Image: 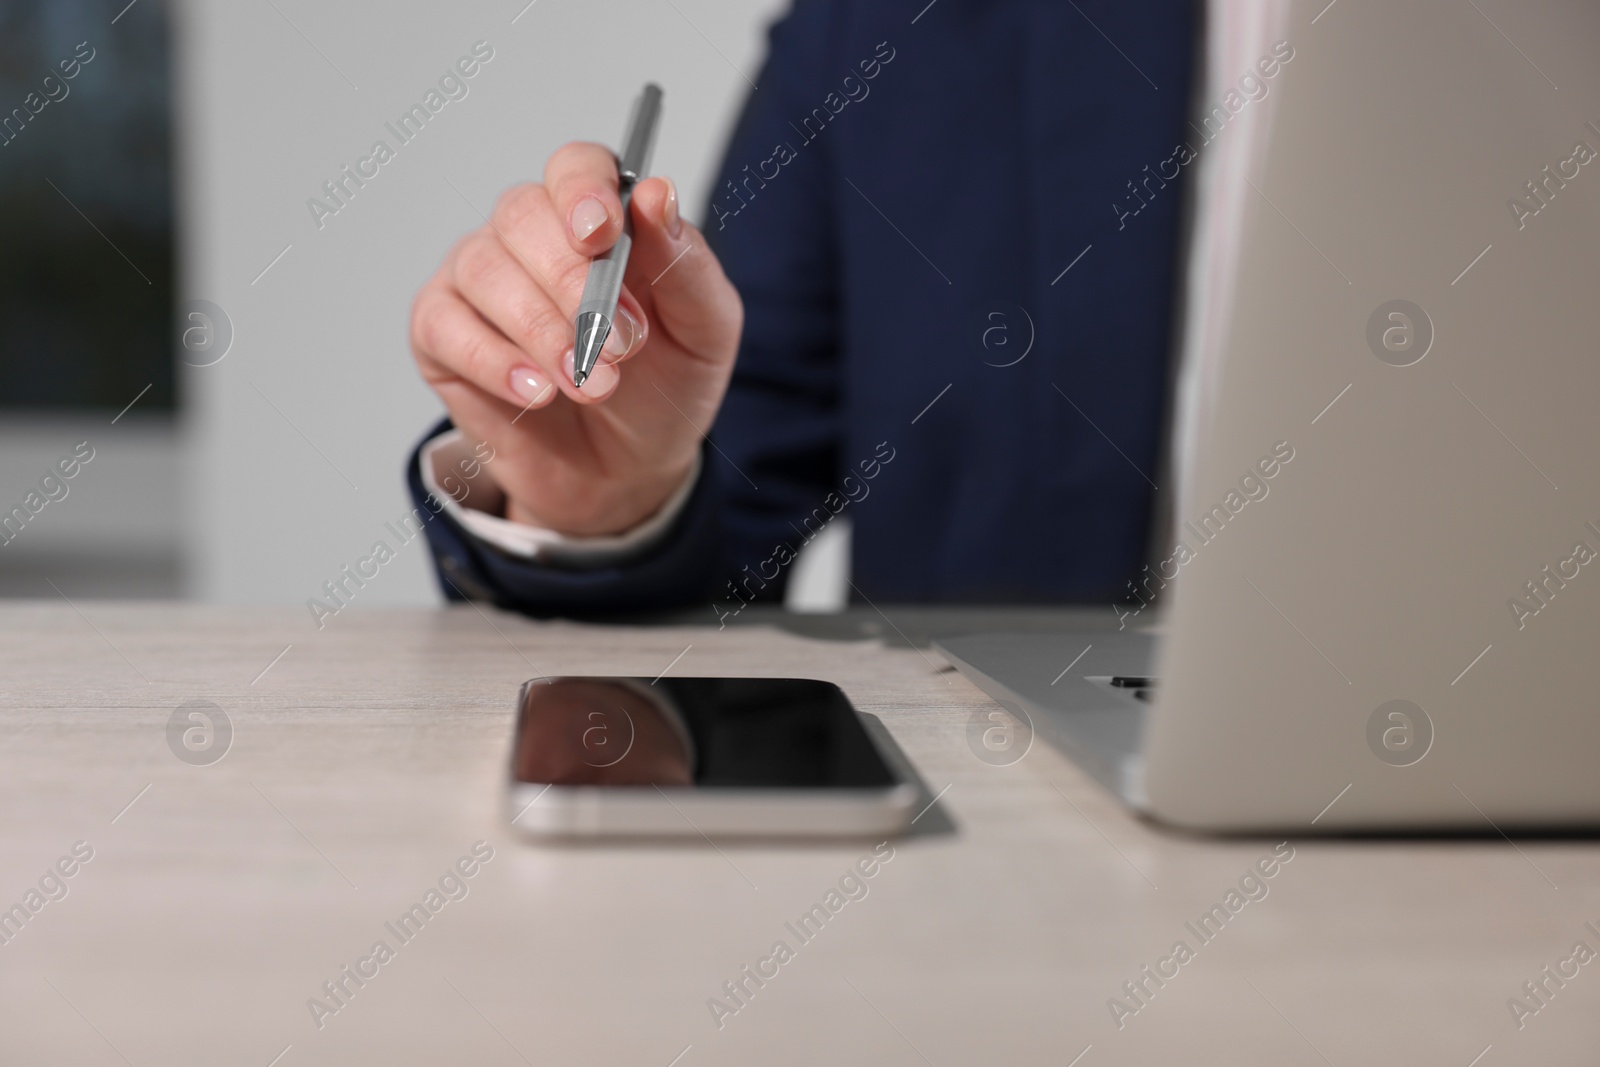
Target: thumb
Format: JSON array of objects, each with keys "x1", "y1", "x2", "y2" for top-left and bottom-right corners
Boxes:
[{"x1": 625, "y1": 177, "x2": 742, "y2": 362}]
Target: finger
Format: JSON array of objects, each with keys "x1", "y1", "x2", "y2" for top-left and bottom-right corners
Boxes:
[
  {"x1": 412, "y1": 284, "x2": 559, "y2": 413},
  {"x1": 543, "y1": 141, "x2": 625, "y2": 253},
  {"x1": 564, "y1": 343, "x2": 622, "y2": 401},
  {"x1": 430, "y1": 372, "x2": 555, "y2": 453},
  {"x1": 450, "y1": 230, "x2": 615, "y2": 405},
  {"x1": 475, "y1": 198, "x2": 649, "y2": 389},
  {"x1": 484, "y1": 183, "x2": 584, "y2": 299},
  {"x1": 488, "y1": 181, "x2": 650, "y2": 360},
  {"x1": 625, "y1": 176, "x2": 742, "y2": 361},
  {"x1": 429, "y1": 376, "x2": 521, "y2": 459},
  {"x1": 426, "y1": 376, "x2": 552, "y2": 509},
  {"x1": 600, "y1": 286, "x2": 650, "y2": 365}
]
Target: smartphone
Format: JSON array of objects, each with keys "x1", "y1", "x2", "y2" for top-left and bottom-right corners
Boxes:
[{"x1": 506, "y1": 677, "x2": 919, "y2": 839}]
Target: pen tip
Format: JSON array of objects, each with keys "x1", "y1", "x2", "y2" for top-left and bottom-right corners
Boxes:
[{"x1": 573, "y1": 311, "x2": 610, "y2": 390}]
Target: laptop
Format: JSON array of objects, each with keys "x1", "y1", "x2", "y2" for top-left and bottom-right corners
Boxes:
[{"x1": 938, "y1": 0, "x2": 1600, "y2": 831}]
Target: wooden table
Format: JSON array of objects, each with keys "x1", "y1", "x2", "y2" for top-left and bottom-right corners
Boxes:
[{"x1": 2, "y1": 603, "x2": 1596, "y2": 1065}]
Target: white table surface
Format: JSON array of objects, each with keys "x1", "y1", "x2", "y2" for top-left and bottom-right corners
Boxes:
[{"x1": 2, "y1": 602, "x2": 1596, "y2": 1066}]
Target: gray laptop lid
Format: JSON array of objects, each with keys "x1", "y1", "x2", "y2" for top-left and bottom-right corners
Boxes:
[{"x1": 1143, "y1": 0, "x2": 1600, "y2": 829}]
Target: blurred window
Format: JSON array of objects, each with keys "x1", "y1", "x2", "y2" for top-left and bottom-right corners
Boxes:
[{"x1": 0, "y1": 0, "x2": 173, "y2": 413}]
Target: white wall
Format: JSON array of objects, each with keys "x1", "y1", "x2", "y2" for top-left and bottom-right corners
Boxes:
[
  {"x1": 0, "y1": 414, "x2": 183, "y2": 597},
  {"x1": 181, "y1": 0, "x2": 790, "y2": 605}
]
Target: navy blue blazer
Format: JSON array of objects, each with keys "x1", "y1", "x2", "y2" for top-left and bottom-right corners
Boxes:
[{"x1": 407, "y1": 0, "x2": 1196, "y2": 618}]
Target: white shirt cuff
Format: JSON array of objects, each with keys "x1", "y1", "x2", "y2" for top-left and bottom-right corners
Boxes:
[{"x1": 419, "y1": 429, "x2": 701, "y2": 566}]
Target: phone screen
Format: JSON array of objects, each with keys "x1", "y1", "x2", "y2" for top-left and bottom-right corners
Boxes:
[{"x1": 511, "y1": 677, "x2": 898, "y2": 789}]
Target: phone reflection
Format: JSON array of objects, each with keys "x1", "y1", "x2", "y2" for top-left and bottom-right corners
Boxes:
[{"x1": 513, "y1": 679, "x2": 692, "y2": 786}]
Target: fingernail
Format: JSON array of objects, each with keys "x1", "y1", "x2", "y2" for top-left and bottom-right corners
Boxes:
[
  {"x1": 509, "y1": 365, "x2": 554, "y2": 406},
  {"x1": 662, "y1": 178, "x2": 682, "y2": 239},
  {"x1": 602, "y1": 306, "x2": 642, "y2": 360},
  {"x1": 570, "y1": 196, "x2": 609, "y2": 242},
  {"x1": 565, "y1": 346, "x2": 620, "y2": 396}
]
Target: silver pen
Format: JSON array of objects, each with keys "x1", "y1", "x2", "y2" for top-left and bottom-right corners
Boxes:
[{"x1": 573, "y1": 83, "x2": 664, "y2": 387}]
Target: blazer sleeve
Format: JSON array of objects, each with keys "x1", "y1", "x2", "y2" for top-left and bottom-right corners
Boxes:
[
  {"x1": 405, "y1": 0, "x2": 847, "y2": 620},
  {"x1": 406, "y1": 416, "x2": 727, "y2": 617}
]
